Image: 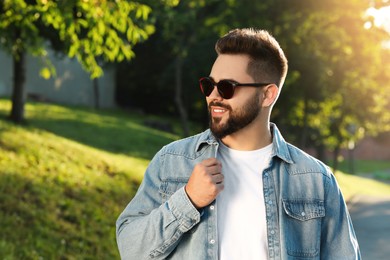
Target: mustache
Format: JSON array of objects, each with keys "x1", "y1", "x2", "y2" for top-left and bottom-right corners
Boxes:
[{"x1": 208, "y1": 101, "x2": 232, "y2": 111}]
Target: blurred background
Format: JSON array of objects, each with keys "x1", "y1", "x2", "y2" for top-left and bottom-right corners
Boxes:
[{"x1": 0, "y1": 0, "x2": 389, "y2": 259}]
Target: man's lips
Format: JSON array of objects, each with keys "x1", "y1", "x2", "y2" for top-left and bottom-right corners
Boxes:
[
  {"x1": 210, "y1": 106, "x2": 229, "y2": 117},
  {"x1": 209, "y1": 102, "x2": 231, "y2": 117},
  {"x1": 211, "y1": 106, "x2": 227, "y2": 114}
]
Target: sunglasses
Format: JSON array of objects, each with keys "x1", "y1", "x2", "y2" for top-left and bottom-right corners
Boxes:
[{"x1": 199, "y1": 77, "x2": 272, "y2": 99}]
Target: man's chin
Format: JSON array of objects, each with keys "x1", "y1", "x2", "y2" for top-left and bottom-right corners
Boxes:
[
  {"x1": 210, "y1": 120, "x2": 225, "y2": 131},
  {"x1": 211, "y1": 116, "x2": 223, "y2": 124},
  {"x1": 210, "y1": 124, "x2": 230, "y2": 139}
]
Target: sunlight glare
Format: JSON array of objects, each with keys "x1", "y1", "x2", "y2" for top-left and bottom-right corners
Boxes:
[
  {"x1": 366, "y1": 5, "x2": 390, "y2": 48},
  {"x1": 366, "y1": 6, "x2": 390, "y2": 31},
  {"x1": 364, "y1": 21, "x2": 373, "y2": 29}
]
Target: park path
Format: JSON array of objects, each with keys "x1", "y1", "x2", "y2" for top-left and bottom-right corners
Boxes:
[{"x1": 348, "y1": 195, "x2": 390, "y2": 260}]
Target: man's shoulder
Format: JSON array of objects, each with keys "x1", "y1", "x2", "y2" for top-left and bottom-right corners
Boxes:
[
  {"x1": 283, "y1": 142, "x2": 332, "y2": 178},
  {"x1": 159, "y1": 129, "x2": 214, "y2": 158}
]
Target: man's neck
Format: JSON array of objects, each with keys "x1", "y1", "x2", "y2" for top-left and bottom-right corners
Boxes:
[{"x1": 220, "y1": 122, "x2": 272, "y2": 151}]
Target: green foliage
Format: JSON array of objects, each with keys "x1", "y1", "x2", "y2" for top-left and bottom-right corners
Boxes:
[
  {"x1": 276, "y1": 0, "x2": 390, "y2": 156},
  {"x1": 240, "y1": 0, "x2": 390, "y2": 154},
  {"x1": 116, "y1": 0, "x2": 390, "y2": 155},
  {"x1": 0, "y1": 0, "x2": 44, "y2": 56},
  {"x1": 2, "y1": 0, "x2": 388, "y2": 156},
  {"x1": 0, "y1": 99, "x2": 180, "y2": 259},
  {"x1": 0, "y1": 0, "x2": 157, "y2": 78},
  {"x1": 115, "y1": 0, "x2": 234, "y2": 120},
  {"x1": 58, "y1": 0, "x2": 155, "y2": 78}
]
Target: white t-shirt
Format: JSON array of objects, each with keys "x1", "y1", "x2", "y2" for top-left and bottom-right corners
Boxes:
[{"x1": 216, "y1": 141, "x2": 272, "y2": 260}]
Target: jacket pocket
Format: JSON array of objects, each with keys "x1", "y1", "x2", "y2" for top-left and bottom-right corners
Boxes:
[
  {"x1": 159, "y1": 178, "x2": 188, "y2": 203},
  {"x1": 282, "y1": 199, "x2": 325, "y2": 258}
]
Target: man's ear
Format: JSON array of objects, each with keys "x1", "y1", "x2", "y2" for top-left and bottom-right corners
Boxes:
[{"x1": 261, "y1": 84, "x2": 279, "y2": 107}]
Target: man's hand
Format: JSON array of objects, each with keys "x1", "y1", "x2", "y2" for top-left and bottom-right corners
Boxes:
[{"x1": 185, "y1": 158, "x2": 224, "y2": 209}]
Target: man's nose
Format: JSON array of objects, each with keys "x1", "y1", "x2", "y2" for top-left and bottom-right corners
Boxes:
[{"x1": 207, "y1": 85, "x2": 223, "y2": 100}]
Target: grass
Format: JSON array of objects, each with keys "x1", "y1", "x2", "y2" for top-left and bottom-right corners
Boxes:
[
  {"x1": 0, "y1": 99, "x2": 180, "y2": 259},
  {"x1": 337, "y1": 159, "x2": 390, "y2": 181},
  {"x1": 336, "y1": 171, "x2": 390, "y2": 201},
  {"x1": 0, "y1": 98, "x2": 389, "y2": 259},
  {"x1": 334, "y1": 159, "x2": 390, "y2": 200},
  {"x1": 338, "y1": 160, "x2": 390, "y2": 173}
]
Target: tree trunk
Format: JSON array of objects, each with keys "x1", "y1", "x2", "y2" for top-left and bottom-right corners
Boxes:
[
  {"x1": 299, "y1": 95, "x2": 309, "y2": 149},
  {"x1": 348, "y1": 146, "x2": 355, "y2": 175},
  {"x1": 10, "y1": 50, "x2": 27, "y2": 123},
  {"x1": 332, "y1": 144, "x2": 341, "y2": 174},
  {"x1": 315, "y1": 142, "x2": 326, "y2": 163},
  {"x1": 174, "y1": 56, "x2": 190, "y2": 136},
  {"x1": 93, "y1": 78, "x2": 100, "y2": 109}
]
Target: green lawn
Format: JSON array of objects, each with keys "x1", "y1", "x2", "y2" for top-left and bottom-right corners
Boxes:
[
  {"x1": 333, "y1": 158, "x2": 390, "y2": 200},
  {"x1": 336, "y1": 170, "x2": 390, "y2": 201},
  {"x1": 0, "y1": 99, "x2": 179, "y2": 259},
  {"x1": 0, "y1": 99, "x2": 389, "y2": 259},
  {"x1": 337, "y1": 159, "x2": 390, "y2": 181}
]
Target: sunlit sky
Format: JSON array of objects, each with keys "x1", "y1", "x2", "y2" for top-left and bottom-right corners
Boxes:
[
  {"x1": 366, "y1": 6, "x2": 390, "y2": 31},
  {"x1": 365, "y1": 5, "x2": 390, "y2": 48}
]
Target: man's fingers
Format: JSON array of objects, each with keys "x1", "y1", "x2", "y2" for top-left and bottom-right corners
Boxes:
[
  {"x1": 201, "y1": 157, "x2": 221, "y2": 167},
  {"x1": 213, "y1": 173, "x2": 224, "y2": 184},
  {"x1": 216, "y1": 182, "x2": 224, "y2": 190},
  {"x1": 208, "y1": 164, "x2": 222, "y2": 175},
  {"x1": 186, "y1": 159, "x2": 224, "y2": 209}
]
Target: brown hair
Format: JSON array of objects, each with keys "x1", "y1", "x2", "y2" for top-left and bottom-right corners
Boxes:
[{"x1": 215, "y1": 28, "x2": 288, "y2": 88}]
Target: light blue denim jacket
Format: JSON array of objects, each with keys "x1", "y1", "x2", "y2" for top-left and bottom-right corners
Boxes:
[{"x1": 116, "y1": 124, "x2": 360, "y2": 259}]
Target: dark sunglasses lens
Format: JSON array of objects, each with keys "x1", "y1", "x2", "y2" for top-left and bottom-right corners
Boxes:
[
  {"x1": 200, "y1": 78, "x2": 214, "y2": 96},
  {"x1": 218, "y1": 80, "x2": 234, "y2": 99}
]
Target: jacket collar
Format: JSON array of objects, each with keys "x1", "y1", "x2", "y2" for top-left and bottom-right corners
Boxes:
[
  {"x1": 195, "y1": 129, "x2": 218, "y2": 152},
  {"x1": 270, "y1": 123, "x2": 294, "y2": 164},
  {"x1": 195, "y1": 123, "x2": 294, "y2": 164}
]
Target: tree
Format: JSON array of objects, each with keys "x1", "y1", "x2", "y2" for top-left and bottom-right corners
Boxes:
[
  {"x1": 152, "y1": 0, "x2": 236, "y2": 136},
  {"x1": 114, "y1": 0, "x2": 389, "y2": 159},
  {"x1": 115, "y1": 0, "x2": 235, "y2": 136},
  {"x1": 269, "y1": 0, "x2": 390, "y2": 169},
  {"x1": 0, "y1": 0, "x2": 157, "y2": 123}
]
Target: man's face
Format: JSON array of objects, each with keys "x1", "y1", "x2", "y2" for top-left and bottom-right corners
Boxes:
[{"x1": 207, "y1": 54, "x2": 262, "y2": 139}]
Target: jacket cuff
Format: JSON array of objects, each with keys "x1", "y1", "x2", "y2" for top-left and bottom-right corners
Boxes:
[{"x1": 167, "y1": 187, "x2": 201, "y2": 233}]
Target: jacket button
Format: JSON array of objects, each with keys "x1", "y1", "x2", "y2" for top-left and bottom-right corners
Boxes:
[
  {"x1": 210, "y1": 239, "x2": 215, "y2": 244},
  {"x1": 301, "y1": 212, "x2": 306, "y2": 217}
]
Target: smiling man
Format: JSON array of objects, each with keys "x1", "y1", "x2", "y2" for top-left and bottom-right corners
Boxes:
[{"x1": 116, "y1": 28, "x2": 361, "y2": 260}]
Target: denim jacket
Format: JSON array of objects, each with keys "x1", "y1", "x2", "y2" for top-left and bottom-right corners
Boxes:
[{"x1": 116, "y1": 123, "x2": 361, "y2": 260}]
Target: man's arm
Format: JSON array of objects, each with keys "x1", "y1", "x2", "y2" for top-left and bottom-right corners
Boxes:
[
  {"x1": 116, "y1": 151, "x2": 223, "y2": 259},
  {"x1": 116, "y1": 151, "x2": 201, "y2": 259},
  {"x1": 321, "y1": 172, "x2": 361, "y2": 259}
]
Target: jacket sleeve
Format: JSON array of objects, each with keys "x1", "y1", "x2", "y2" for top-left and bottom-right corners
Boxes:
[
  {"x1": 116, "y1": 149, "x2": 201, "y2": 259},
  {"x1": 321, "y1": 171, "x2": 361, "y2": 259}
]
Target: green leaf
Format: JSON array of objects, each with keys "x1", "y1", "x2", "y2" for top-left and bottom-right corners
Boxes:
[{"x1": 39, "y1": 67, "x2": 52, "y2": 79}]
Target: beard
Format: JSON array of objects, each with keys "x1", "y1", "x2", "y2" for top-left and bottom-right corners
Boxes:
[{"x1": 208, "y1": 93, "x2": 261, "y2": 139}]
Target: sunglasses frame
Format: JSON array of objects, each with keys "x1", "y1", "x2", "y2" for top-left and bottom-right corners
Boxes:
[{"x1": 199, "y1": 76, "x2": 272, "y2": 99}]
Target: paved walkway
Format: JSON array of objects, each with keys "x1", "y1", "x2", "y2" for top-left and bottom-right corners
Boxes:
[{"x1": 349, "y1": 195, "x2": 390, "y2": 260}]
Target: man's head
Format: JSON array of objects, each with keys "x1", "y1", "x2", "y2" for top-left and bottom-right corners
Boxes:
[
  {"x1": 215, "y1": 28, "x2": 288, "y2": 89},
  {"x1": 205, "y1": 28, "x2": 288, "y2": 140}
]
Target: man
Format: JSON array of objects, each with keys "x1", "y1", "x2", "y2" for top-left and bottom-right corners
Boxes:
[{"x1": 116, "y1": 28, "x2": 361, "y2": 260}]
